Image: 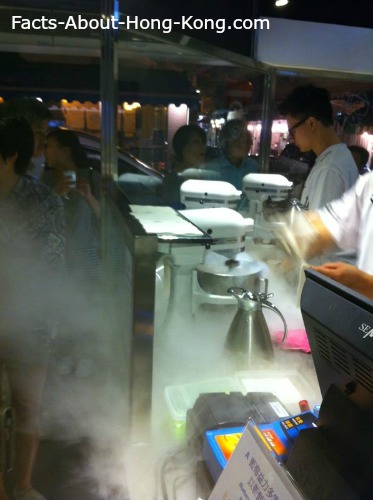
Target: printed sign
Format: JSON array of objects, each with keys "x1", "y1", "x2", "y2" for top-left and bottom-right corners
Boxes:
[{"x1": 209, "y1": 420, "x2": 304, "y2": 500}]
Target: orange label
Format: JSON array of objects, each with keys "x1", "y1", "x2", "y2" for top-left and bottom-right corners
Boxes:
[
  {"x1": 215, "y1": 433, "x2": 243, "y2": 461},
  {"x1": 261, "y1": 429, "x2": 287, "y2": 456}
]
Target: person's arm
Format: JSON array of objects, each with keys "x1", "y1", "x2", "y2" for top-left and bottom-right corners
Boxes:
[
  {"x1": 41, "y1": 193, "x2": 66, "y2": 273},
  {"x1": 76, "y1": 180, "x2": 101, "y2": 219},
  {"x1": 303, "y1": 212, "x2": 337, "y2": 259},
  {"x1": 312, "y1": 262, "x2": 373, "y2": 300}
]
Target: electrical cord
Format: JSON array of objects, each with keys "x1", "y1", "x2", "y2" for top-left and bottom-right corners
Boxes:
[{"x1": 159, "y1": 446, "x2": 196, "y2": 500}]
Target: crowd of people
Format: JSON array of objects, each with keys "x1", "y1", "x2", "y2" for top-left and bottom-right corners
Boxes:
[
  {"x1": 162, "y1": 85, "x2": 373, "y2": 304},
  {"x1": 0, "y1": 83, "x2": 372, "y2": 498},
  {"x1": 160, "y1": 119, "x2": 259, "y2": 207}
]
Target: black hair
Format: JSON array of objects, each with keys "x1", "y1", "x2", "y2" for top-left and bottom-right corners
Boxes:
[
  {"x1": 172, "y1": 124, "x2": 206, "y2": 163},
  {"x1": 278, "y1": 84, "x2": 334, "y2": 127},
  {"x1": 348, "y1": 145, "x2": 369, "y2": 167},
  {"x1": 47, "y1": 128, "x2": 89, "y2": 168},
  {"x1": 0, "y1": 116, "x2": 34, "y2": 175},
  {"x1": 0, "y1": 97, "x2": 51, "y2": 126}
]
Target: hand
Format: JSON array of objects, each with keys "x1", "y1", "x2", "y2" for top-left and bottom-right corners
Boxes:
[
  {"x1": 54, "y1": 176, "x2": 73, "y2": 197},
  {"x1": 312, "y1": 262, "x2": 373, "y2": 299},
  {"x1": 75, "y1": 179, "x2": 101, "y2": 219},
  {"x1": 75, "y1": 179, "x2": 93, "y2": 201},
  {"x1": 273, "y1": 210, "x2": 327, "y2": 264}
]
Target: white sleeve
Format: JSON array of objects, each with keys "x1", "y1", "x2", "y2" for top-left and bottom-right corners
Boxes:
[{"x1": 318, "y1": 176, "x2": 365, "y2": 251}]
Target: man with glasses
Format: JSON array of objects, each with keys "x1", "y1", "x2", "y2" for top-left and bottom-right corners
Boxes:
[{"x1": 278, "y1": 85, "x2": 358, "y2": 210}]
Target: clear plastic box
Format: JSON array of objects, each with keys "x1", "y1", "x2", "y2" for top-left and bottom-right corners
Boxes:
[
  {"x1": 164, "y1": 370, "x2": 318, "y2": 424},
  {"x1": 164, "y1": 377, "x2": 241, "y2": 422},
  {"x1": 235, "y1": 370, "x2": 317, "y2": 413}
]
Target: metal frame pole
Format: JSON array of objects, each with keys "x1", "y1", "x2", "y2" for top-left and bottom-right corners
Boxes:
[
  {"x1": 258, "y1": 69, "x2": 277, "y2": 172},
  {"x1": 100, "y1": 0, "x2": 119, "y2": 181}
]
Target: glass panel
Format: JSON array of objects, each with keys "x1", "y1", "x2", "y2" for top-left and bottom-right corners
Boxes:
[
  {"x1": 116, "y1": 29, "x2": 268, "y2": 209},
  {"x1": 0, "y1": 4, "x2": 372, "y2": 498}
]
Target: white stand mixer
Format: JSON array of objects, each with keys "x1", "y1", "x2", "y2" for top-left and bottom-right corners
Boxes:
[
  {"x1": 180, "y1": 179, "x2": 242, "y2": 209},
  {"x1": 177, "y1": 178, "x2": 275, "y2": 314},
  {"x1": 154, "y1": 174, "x2": 294, "y2": 319},
  {"x1": 242, "y1": 173, "x2": 293, "y2": 242},
  {"x1": 179, "y1": 207, "x2": 265, "y2": 315}
]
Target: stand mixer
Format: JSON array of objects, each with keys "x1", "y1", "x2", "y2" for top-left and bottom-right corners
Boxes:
[
  {"x1": 242, "y1": 173, "x2": 293, "y2": 242},
  {"x1": 180, "y1": 179, "x2": 242, "y2": 209},
  {"x1": 177, "y1": 179, "x2": 272, "y2": 314},
  {"x1": 155, "y1": 175, "x2": 293, "y2": 321},
  {"x1": 179, "y1": 207, "x2": 265, "y2": 314}
]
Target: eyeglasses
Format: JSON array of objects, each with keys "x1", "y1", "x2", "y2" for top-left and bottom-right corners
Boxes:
[{"x1": 288, "y1": 117, "x2": 309, "y2": 137}]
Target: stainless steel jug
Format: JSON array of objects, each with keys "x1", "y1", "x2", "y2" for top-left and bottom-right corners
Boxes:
[{"x1": 225, "y1": 279, "x2": 287, "y2": 369}]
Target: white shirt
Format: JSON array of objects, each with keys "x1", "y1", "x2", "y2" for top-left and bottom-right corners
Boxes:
[
  {"x1": 301, "y1": 143, "x2": 358, "y2": 210},
  {"x1": 318, "y1": 173, "x2": 373, "y2": 274}
]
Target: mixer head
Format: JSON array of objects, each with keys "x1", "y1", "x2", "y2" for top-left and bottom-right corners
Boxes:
[
  {"x1": 242, "y1": 173, "x2": 293, "y2": 203},
  {"x1": 180, "y1": 179, "x2": 242, "y2": 209},
  {"x1": 180, "y1": 207, "x2": 253, "y2": 256}
]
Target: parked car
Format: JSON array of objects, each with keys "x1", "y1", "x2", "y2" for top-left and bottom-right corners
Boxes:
[{"x1": 75, "y1": 131, "x2": 165, "y2": 205}]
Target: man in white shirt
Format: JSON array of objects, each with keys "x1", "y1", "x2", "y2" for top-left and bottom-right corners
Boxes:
[
  {"x1": 278, "y1": 85, "x2": 358, "y2": 210},
  {"x1": 302, "y1": 172, "x2": 373, "y2": 299}
]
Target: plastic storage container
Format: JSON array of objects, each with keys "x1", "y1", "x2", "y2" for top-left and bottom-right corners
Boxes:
[
  {"x1": 235, "y1": 370, "x2": 317, "y2": 414},
  {"x1": 164, "y1": 377, "x2": 241, "y2": 423}
]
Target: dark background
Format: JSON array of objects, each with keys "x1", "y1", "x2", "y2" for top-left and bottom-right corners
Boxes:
[
  {"x1": 2, "y1": 0, "x2": 372, "y2": 28},
  {"x1": 1, "y1": 0, "x2": 372, "y2": 57}
]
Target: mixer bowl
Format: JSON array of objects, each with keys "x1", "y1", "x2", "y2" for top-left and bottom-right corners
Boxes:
[{"x1": 196, "y1": 259, "x2": 264, "y2": 296}]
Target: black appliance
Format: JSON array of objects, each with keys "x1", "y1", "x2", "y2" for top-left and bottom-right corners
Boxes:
[{"x1": 289, "y1": 269, "x2": 373, "y2": 499}]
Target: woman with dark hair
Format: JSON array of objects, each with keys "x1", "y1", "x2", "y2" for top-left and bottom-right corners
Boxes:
[
  {"x1": 45, "y1": 128, "x2": 88, "y2": 165},
  {"x1": 171, "y1": 124, "x2": 207, "y2": 171},
  {"x1": 161, "y1": 124, "x2": 219, "y2": 207},
  {"x1": 42, "y1": 128, "x2": 101, "y2": 290},
  {"x1": 44, "y1": 128, "x2": 100, "y2": 202}
]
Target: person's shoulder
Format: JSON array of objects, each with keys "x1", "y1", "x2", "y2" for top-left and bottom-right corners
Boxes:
[
  {"x1": 242, "y1": 156, "x2": 259, "y2": 171},
  {"x1": 319, "y1": 145, "x2": 355, "y2": 169},
  {"x1": 328, "y1": 143, "x2": 354, "y2": 161},
  {"x1": 204, "y1": 156, "x2": 226, "y2": 169},
  {"x1": 245, "y1": 155, "x2": 259, "y2": 164},
  {"x1": 24, "y1": 177, "x2": 63, "y2": 207}
]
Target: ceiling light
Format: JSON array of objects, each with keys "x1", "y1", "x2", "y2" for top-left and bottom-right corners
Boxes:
[{"x1": 275, "y1": 0, "x2": 289, "y2": 6}]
